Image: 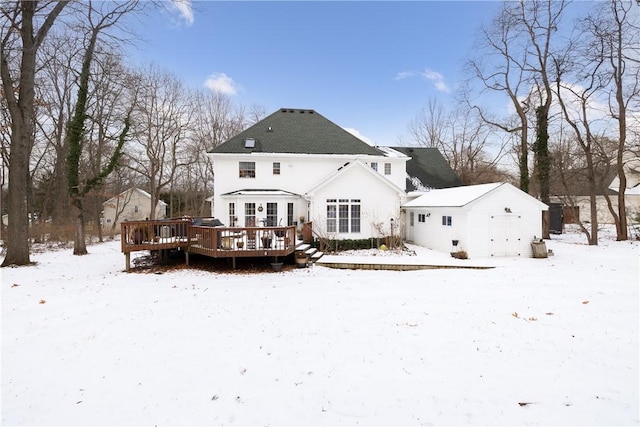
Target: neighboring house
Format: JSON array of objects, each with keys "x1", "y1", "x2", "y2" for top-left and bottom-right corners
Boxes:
[
  {"x1": 403, "y1": 182, "x2": 548, "y2": 258},
  {"x1": 550, "y1": 157, "x2": 640, "y2": 224},
  {"x1": 102, "y1": 187, "x2": 167, "y2": 231},
  {"x1": 208, "y1": 108, "x2": 408, "y2": 239},
  {"x1": 389, "y1": 146, "x2": 462, "y2": 194}
]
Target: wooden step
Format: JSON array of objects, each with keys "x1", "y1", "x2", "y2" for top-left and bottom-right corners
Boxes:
[{"x1": 295, "y1": 243, "x2": 310, "y2": 252}]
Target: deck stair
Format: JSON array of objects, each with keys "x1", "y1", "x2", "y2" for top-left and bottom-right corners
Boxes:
[{"x1": 295, "y1": 243, "x2": 324, "y2": 264}]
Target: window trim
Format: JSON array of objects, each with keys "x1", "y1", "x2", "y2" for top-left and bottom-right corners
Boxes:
[
  {"x1": 326, "y1": 198, "x2": 361, "y2": 234},
  {"x1": 239, "y1": 161, "x2": 256, "y2": 178}
]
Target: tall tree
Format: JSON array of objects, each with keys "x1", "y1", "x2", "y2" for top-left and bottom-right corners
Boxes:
[
  {"x1": 66, "y1": 0, "x2": 140, "y2": 255},
  {"x1": 466, "y1": 2, "x2": 533, "y2": 192},
  {"x1": 520, "y1": 0, "x2": 566, "y2": 205},
  {"x1": 0, "y1": 1, "x2": 69, "y2": 266}
]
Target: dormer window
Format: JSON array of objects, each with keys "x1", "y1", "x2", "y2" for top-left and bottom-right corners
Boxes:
[{"x1": 244, "y1": 138, "x2": 255, "y2": 148}]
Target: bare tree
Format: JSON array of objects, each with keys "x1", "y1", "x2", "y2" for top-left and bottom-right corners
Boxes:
[
  {"x1": 554, "y1": 50, "x2": 607, "y2": 244},
  {"x1": 66, "y1": 0, "x2": 141, "y2": 255},
  {"x1": 588, "y1": 0, "x2": 640, "y2": 240},
  {"x1": 518, "y1": 0, "x2": 567, "y2": 205},
  {"x1": 31, "y1": 31, "x2": 82, "y2": 236},
  {"x1": 1, "y1": 0, "x2": 70, "y2": 266},
  {"x1": 127, "y1": 65, "x2": 194, "y2": 220},
  {"x1": 466, "y1": 2, "x2": 533, "y2": 192},
  {"x1": 409, "y1": 98, "x2": 508, "y2": 185}
]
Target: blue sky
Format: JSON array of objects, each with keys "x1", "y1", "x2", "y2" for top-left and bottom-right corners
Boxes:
[{"x1": 129, "y1": 1, "x2": 504, "y2": 146}]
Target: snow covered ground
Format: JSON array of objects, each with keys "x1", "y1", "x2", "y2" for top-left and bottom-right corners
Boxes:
[{"x1": 2, "y1": 226, "x2": 638, "y2": 426}]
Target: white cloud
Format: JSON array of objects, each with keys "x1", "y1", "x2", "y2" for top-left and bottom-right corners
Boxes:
[
  {"x1": 394, "y1": 71, "x2": 416, "y2": 81},
  {"x1": 395, "y1": 68, "x2": 450, "y2": 93},
  {"x1": 420, "y1": 69, "x2": 450, "y2": 93},
  {"x1": 171, "y1": 0, "x2": 194, "y2": 26},
  {"x1": 204, "y1": 73, "x2": 241, "y2": 95},
  {"x1": 344, "y1": 127, "x2": 375, "y2": 146}
]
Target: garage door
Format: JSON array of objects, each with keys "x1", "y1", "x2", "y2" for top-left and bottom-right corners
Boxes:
[{"x1": 489, "y1": 214, "x2": 521, "y2": 256}]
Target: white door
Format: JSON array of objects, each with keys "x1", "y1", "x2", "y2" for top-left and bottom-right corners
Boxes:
[{"x1": 489, "y1": 214, "x2": 521, "y2": 256}]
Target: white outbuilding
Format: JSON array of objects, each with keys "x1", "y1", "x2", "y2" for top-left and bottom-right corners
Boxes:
[{"x1": 402, "y1": 182, "x2": 548, "y2": 258}]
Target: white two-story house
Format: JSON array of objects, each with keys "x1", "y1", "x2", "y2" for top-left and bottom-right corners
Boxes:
[{"x1": 209, "y1": 108, "x2": 408, "y2": 240}]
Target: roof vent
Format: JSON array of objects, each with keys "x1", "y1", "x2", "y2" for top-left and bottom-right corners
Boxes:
[
  {"x1": 267, "y1": 126, "x2": 272, "y2": 132},
  {"x1": 244, "y1": 138, "x2": 255, "y2": 148}
]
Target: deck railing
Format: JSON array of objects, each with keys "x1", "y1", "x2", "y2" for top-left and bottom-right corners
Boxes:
[
  {"x1": 121, "y1": 219, "x2": 297, "y2": 258},
  {"x1": 187, "y1": 225, "x2": 297, "y2": 257}
]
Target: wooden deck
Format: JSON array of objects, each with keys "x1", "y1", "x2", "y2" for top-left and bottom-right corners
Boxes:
[{"x1": 121, "y1": 219, "x2": 298, "y2": 271}]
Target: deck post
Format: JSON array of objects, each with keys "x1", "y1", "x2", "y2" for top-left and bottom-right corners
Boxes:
[
  {"x1": 185, "y1": 250, "x2": 190, "y2": 266},
  {"x1": 125, "y1": 252, "x2": 130, "y2": 272}
]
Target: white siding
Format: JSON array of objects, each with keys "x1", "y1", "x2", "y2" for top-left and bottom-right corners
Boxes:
[
  {"x1": 211, "y1": 153, "x2": 406, "y2": 232},
  {"x1": 308, "y1": 164, "x2": 402, "y2": 239}
]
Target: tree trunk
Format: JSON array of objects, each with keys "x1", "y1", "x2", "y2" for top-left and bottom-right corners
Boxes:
[
  {"x1": 3, "y1": 126, "x2": 33, "y2": 265},
  {"x1": 71, "y1": 202, "x2": 87, "y2": 255},
  {"x1": 0, "y1": 1, "x2": 69, "y2": 266}
]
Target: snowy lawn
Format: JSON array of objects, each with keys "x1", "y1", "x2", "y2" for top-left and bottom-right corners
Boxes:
[{"x1": 1, "y1": 227, "x2": 638, "y2": 426}]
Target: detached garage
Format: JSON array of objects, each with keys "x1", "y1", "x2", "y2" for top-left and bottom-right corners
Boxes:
[{"x1": 402, "y1": 182, "x2": 548, "y2": 258}]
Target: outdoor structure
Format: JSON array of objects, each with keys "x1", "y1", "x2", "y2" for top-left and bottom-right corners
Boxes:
[
  {"x1": 402, "y1": 182, "x2": 548, "y2": 258},
  {"x1": 208, "y1": 108, "x2": 409, "y2": 240},
  {"x1": 102, "y1": 187, "x2": 167, "y2": 231},
  {"x1": 120, "y1": 218, "x2": 300, "y2": 271}
]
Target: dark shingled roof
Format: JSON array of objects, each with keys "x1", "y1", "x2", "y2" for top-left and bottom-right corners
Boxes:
[
  {"x1": 209, "y1": 108, "x2": 384, "y2": 156},
  {"x1": 390, "y1": 146, "x2": 462, "y2": 190}
]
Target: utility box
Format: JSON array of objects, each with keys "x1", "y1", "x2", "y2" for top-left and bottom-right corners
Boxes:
[{"x1": 531, "y1": 240, "x2": 548, "y2": 258}]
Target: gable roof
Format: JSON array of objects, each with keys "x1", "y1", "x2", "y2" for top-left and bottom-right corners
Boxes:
[
  {"x1": 209, "y1": 108, "x2": 384, "y2": 156},
  {"x1": 403, "y1": 182, "x2": 547, "y2": 209},
  {"x1": 306, "y1": 160, "x2": 405, "y2": 197},
  {"x1": 389, "y1": 146, "x2": 462, "y2": 191},
  {"x1": 102, "y1": 187, "x2": 167, "y2": 207}
]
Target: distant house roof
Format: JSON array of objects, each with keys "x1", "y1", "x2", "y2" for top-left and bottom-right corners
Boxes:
[
  {"x1": 102, "y1": 187, "x2": 167, "y2": 207},
  {"x1": 209, "y1": 108, "x2": 385, "y2": 156},
  {"x1": 389, "y1": 146, "x2": 462, "y2": 191},
  {"x1": 549, "y1": 169, "x2": 618, "y2": 197}
]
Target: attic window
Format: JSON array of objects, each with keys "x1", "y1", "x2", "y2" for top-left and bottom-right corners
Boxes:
[{"x1": 244, "y1": 138, "x2": 255, "y2": 148}]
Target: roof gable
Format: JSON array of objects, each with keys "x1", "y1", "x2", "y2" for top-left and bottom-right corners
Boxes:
[
  {"x1": 389, "y1": 146, "x2": 461, "y2": 190},
  {"x1": 102, "y1": 187, "x2": 167, "y2": 207},
  {"x1": 306, "y1": 160, "x2": 405, "y2": 196},
  {"x1": 210, "y1": 108, "x2": 384, "y2": 156}
]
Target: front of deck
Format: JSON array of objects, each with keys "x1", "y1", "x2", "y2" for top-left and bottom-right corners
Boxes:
[{"x1": 121, "y1": 219, "x2": 298, "y2": 271}]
